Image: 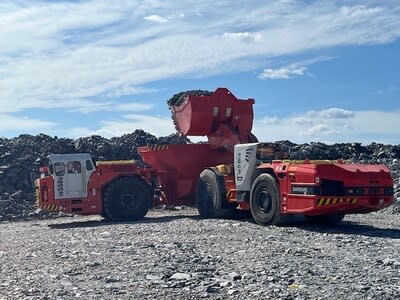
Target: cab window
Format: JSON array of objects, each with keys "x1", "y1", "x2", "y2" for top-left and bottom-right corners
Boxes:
[
  {"x1": 54, "y1": 162, "x2": 65, "y2": 176},
  {"x1": 67, "y1": 161, "x2": 81, "y2": 174},
  {"x1": 86, "y1": 160, "x2": 94, "y2": 171}
]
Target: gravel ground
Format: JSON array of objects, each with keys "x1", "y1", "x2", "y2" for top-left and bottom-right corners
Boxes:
[{"x1": 0, "y1": 208, "x2": 399, "y2": 300}]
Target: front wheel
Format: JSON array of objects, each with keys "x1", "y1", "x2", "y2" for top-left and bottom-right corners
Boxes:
[
  {"x1": 103, "y1": 177, "x2": 153, "y2": 221},
  {"x1": 195, "y1": 169, "x2": 235, "y2": 219},
  {"x1": 250, "y1": 173, "x2": 281, "y2": 226}
]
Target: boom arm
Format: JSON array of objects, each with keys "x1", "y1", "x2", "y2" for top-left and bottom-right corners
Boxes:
[{"x1": 170, "y1": 88, "x2": 257, "y2": 151}]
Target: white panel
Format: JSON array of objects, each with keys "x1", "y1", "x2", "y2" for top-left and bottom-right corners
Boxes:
[{"x1": 234, "y1": 143, "x2": 259, "y2": 191}]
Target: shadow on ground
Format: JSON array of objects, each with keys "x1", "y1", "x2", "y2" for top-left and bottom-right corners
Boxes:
[
  {"x1": 48, "y1": 214, "x2": 199, "y2": 229},
  {"x1": 48, "y1": 213, "x2": 400, "y2": 240},
  {"x1": 295, "y1": 220, "x2": 400, "y2": 239}
]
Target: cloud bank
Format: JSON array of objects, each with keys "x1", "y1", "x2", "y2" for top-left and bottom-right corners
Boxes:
[
  {"x1": 1, "y1": 1, "x2": 399, "y2": 112},
  {"x1": 0, "y1": 1, "x2": 399, "y2": 142},
  {"x1": 253, "y1": 108, "x2": 400, "y2": 144}
]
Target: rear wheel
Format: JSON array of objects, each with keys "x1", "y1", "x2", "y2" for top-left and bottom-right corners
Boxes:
[
  {"x1": 250, "y1": 173, "x2": 281, "y2": 226},
  {"x1": 305, "y1": 213, "x2": 345, "y2": 226},
  {"x1": 195, "y1": 168, "x2": 235, "y2": 218},
  {"x1": 103, "y1": 177, "x2": 153, "y2": 221}
]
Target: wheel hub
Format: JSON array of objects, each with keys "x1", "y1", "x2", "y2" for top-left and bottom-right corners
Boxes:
[
  {"x1": 121, "y1": 193, "x2": 137, "y2": 209},
  {"x1": 258, "y1": 190, "x2": 272, "y2": 213}
]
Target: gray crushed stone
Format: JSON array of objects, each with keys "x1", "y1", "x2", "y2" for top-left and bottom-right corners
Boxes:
[{"x1": 0, "y1": 208, "x2": 399, "y2": 299}]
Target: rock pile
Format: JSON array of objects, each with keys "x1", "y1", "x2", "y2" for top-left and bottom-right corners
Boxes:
[
  {"x1": 167, "y1": 90, "x2": 212, "y2": 106},
  {"x1": 0, "y1": 133, "x2": 399, "y2": 221}
]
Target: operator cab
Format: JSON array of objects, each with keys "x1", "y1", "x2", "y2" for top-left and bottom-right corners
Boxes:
[{"x1": 47, "y1": 153, "x2": 95, "y2": 200}]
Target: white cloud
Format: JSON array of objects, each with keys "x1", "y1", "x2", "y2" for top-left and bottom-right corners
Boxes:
[
  {"x1": 223, "y1": 32, "x2": 262, "y2": 43},
  {"x1": 0, "y1": 0, "x2": 399, "y2": 129},
  {"x1": 309, "y1": 108, "x2": 355, "y2": 119},
  {"x1": 253, "y1": 108, "x2": 400, "y2": 144},
  {"x1": 144, "y1": 14, "x2": 168, "y2": 23},
  {"x1": 259, "y1": 56, "x2": 334, "y2": 79},
  {"x1": 68, "y1": 102, "x2": 154, "y2": 114},
  {"x1": 115, "y1": 103, "x2": 154, "y2": 112},
  {"x1": 64, "y1": 107, "x2": 400, "y2": 144},
  {"x1": 0, "y1": 114, "x2": 56, "y2": 134},
  {"x1": 259, "y1": 65, "x2": 307, "y2": 79},
  {"x1": 301, "y1": 124, "x2": 339, "y2": 137},
  {"x1": 0, "y1": 0, "x2": 400, "y2": 112},
  {"x1": 340, "y1": 5, "x2": 383, "y2": 18},
  {"x1": 263, "y1": 116, "x2": 279, "y2": 125}
]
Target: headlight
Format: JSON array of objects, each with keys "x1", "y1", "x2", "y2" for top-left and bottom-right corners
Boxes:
[{"x1": 346, "y1": 187, "x2": 365, "y2": 195}]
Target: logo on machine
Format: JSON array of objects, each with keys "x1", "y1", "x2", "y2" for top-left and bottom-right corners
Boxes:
[
  {"x1": 236, "y1": 151, "x2": 242, "y2": 175},
  {"x1": 292, "y1": 186, "x2": 308, "y2": 194},
  {"x1": 236, "y1": 151, "x2": 244, "y2": 182},
  {"x1": 291, "y1": 185, "x2": 318, "y2": 195},
  {"x1": 57, "y1": 176, "x2": 64, "y2": 197}
]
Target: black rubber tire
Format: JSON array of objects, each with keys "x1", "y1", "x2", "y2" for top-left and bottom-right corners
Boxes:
[
  {"x1": 250, "y1": 173, "x2": 281, "y2": 226},
  {"x1": 305, "y1": 213, "x2": 345, "y2": 226},
  {"x1": 103, "y1": 177, "x2": 153, "y2": 221},
  {"x1": 195, "y1": 169, "x2": 235, "y2": 219}
]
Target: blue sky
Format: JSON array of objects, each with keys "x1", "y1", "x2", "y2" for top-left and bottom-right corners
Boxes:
[{"x1": 0, "y1": 0, "x2": 399, "y2": 144}]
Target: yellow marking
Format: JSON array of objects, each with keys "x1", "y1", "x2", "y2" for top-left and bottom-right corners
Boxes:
[
  {"x1": 317, "y1": 197, "x2": 358, "y2": 206},
  {"x1": 41, "y1": 204, "x2": 59, "y2": 211},
  {"x1": 216, "y1": 164, "x2": 232, "y2": 176},
  {"x1": 147, "y1": 145, "x2": 169, "y2": 151},
  {"x1": 35, "y1": 192, "x2": 40, "y2": 207},
  {"x1": 278, "y1": 160, "x2": 348, "y2": 165},
  {"x1": 97, "y1": 160, "x2": 136, "y2": 166}
]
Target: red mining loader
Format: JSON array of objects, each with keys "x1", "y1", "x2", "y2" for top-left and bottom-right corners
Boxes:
[{"x1": 35, "y1": 88, "x2": 394, "y2": 225}]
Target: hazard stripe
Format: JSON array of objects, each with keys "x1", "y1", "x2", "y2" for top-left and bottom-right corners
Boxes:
[
  {"x1": 148, "y1": 145, "x2": 169, "y2": 151},
  {"x1": 317, "y1": 198, "x2": 357, "y2": 206},
  {"x1": 41, "y1": 204, "x2": 59, "y2": 211}
]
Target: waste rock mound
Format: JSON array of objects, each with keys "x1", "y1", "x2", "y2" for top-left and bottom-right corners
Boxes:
[
  {"x1": 0, "y1": 134, "x2": 399, "y2": 221},
  {"x1": 167, "y1": 90, "x2": 212, "y2": 107}
]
